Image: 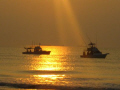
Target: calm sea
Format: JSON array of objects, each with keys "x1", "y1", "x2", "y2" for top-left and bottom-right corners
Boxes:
[{"x1": 0, "y1": 46, "x2": 120, "y2": 90}]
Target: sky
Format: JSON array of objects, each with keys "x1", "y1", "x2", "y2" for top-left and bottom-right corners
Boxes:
[{"x1": 0, "y1": 0, "x2": 120, "y2": 47}]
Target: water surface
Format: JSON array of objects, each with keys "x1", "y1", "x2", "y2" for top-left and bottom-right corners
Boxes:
[{"x1": 0, "y1": 46, "x2": 120, "y2": 89}]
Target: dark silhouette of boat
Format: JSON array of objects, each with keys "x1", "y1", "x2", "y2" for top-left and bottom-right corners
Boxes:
[
  {"x1": 22, "y1": 45, "x2": 51, "y2": 55},
  {"x1": 80, "y1": 42, "x2": 109, "y2": 58}
]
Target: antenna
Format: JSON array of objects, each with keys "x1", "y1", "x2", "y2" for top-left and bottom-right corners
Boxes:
[
  {"x1": 96, "y1": 31, "x2": 98, "y2": 47},
  {"x1": 85, "y1": 32, "x2": 91, "y2": 43},
  {"x1": 82, "y1": 37, "x2": 87, "y2": 47},
  {"x1": 80, "y1": 31, "x2": 91, "y2": 47},
  {"x1": 32, "y1": 41, "x2": 33, "y2": 47},
  {"x1": 39, "y1": 43, "x2": 41, "y2": 46},
  {"x1": 34, "y1": 41, "x2": 35, "y2": 46},
  {"x1": 80, "y1": 33, "x2": 87, "y2": 47}
]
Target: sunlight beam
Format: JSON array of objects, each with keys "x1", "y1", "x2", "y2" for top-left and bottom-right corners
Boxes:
[
  {"x1": 53, "y1": 0, "x2": 68, "y2": 45},
  {"x1": 53, "y1": 0, "x2": 85, "y2": 46}
]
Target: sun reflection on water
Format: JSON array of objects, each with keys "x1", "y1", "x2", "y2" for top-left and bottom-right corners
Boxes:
[
  {"x1": 33, "y1": 74, "x2": 65, "y2": 85},
  {"x1": 29, "y1": 46, "x2": 70, "y2": 85}
]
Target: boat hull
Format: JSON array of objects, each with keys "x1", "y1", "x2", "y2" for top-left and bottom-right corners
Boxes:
[
  {"x1": 80, "y1": 54, "x2": 108, "y2": 58},
  {"x1": 22, "y1": 51, "x2": 51, "y2": 55}
]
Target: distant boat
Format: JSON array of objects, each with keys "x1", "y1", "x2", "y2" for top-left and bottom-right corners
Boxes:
[
  {"x1": 22, "y1": 45, "x2": 51, "y2": 55},
  {"x1": 80, "y1": 42, "x2": 109, "y2": 58}
]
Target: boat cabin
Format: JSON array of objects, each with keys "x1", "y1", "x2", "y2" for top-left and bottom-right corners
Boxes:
[
  {"x1": 24, "y1": 46, "x2": 42, "y2": 53},
  {"x1": 85, "y1": 42, "x2": 101, "y2": 55},
  {"x1": 34, "y1": 46, "x2": 42, "y2": 52}
]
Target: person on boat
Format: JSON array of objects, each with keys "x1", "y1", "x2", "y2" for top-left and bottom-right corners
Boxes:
[
  {"x1": 87, "y1": 51, "x2": 90, "y2": 55},
  {"x1": 83, "y1": 51, "x2": 86, "y2": 56}
]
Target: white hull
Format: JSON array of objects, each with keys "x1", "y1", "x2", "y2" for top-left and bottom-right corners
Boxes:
[{"x1": 80, "y1": 53, "x2": 108, "y2": 58}]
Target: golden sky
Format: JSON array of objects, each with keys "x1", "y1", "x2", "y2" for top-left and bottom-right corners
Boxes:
[{"x1": 0, "y1": 0, "x2": 120, "y2": 47}]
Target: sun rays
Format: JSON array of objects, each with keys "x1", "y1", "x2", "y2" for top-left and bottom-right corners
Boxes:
[{"x1": 53, "y1": 0, "x2": 85, "y2": 46}]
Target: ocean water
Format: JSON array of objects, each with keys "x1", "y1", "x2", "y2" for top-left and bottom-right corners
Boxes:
[{"x1": 0, "y1": 46, "x2": 120, "y2": 90}]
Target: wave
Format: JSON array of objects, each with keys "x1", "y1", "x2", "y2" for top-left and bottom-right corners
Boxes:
[
  {"x1": 21, "y1": 70, "x2": 79, "y2": 75},
  {"x1": 0, "y1": 82, "x2": 120, "y2": 90},
  {"x1": 0, "y1": 74, "x2": 12, "y2": 77}
]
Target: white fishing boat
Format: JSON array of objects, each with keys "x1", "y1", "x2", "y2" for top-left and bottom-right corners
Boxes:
[{"x1": 80, "y1": 42, "x2": 109, "y2": 58}]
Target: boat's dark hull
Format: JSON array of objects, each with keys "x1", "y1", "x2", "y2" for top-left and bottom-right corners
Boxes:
[
  {"x1": 22, "y1": 51, "x2": 51, "y2": 55},
  {"x1": 80, "y1": 54, "x2": 108, "y2": 58}
]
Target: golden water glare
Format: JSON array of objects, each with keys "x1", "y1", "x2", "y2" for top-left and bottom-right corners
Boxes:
[{"x1": 29, "y1": 46, "x2": 70, "y2": 85}]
